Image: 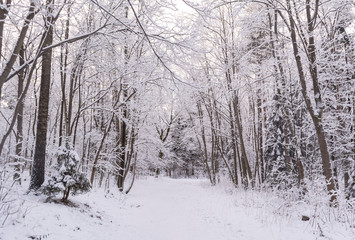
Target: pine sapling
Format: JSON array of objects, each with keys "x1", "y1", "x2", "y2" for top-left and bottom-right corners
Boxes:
[{"x1": 42, "y1": 144, "x2": 91, "y2": 201}]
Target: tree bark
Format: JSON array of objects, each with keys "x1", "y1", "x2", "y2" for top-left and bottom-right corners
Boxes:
[
  {"x1": 117, "y1": 102, "x2": 127, "y2": 191},
  {"x1": 125, "y1": 153, "x2": 137, "y2": 194},
  {"x1": 0, "y1": 0, "x2": 12, "y2": 60},
  {"x1": 29, "y1": 1, "x2": 54, "y2": 190},
  {"x1": 14, "y1": 45, "x2": 25, "y2": 182}
]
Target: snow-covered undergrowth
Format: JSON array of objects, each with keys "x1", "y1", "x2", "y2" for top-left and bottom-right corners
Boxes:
[
  {"x1": 0, "y1": 168, "x2": 26, "y2": 227},
  {"x1": 1, "y1": 182, "x2": 127, "y2": 240},
  {"x1": 217, "y1": 177, "x2": 355, "y2": 239}
]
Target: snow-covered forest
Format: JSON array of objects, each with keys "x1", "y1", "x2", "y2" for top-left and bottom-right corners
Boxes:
[{"x1": 0, "y1": 0, "x2": 355, "y2": 239}]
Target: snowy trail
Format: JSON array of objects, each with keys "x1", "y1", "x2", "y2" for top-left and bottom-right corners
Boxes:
[
  {"x1": 108, "y1": 178, "x2": 315, "y2": 240},
  {"x1": 1, "y1": 177, "x2": 319, "y2": 240},
  {"x1": 114, "y1": 178, "x2": 243, "y2": 240}
]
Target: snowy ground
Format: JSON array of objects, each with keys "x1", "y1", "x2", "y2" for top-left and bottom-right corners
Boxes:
[{"x1": 1, "y1": 177, "x2": 354, "y2": 240}]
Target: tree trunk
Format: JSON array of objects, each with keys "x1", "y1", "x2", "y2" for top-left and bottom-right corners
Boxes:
[
  {"x1": 197, "y1": 102, "x2": 213, "y2": 185},
  {"x1": 117, "y1": 95, "x2": 127, "y2": 191},
  {"x1": 58, "y1": 8, "x2": 70, "y2": 147},
  {"x1": 125, "y1": 153, "x2": 137, "y2": 194},
  {"x1": 287, "y1": 2, "x2": 337, "y2": 204},
  {"x1": 0, "y1": 0, "x2": 12, "y2": 60},
  {"x1": 117, "y1": 111, "x2": 127, "y2": 191},
  {"x1": 257, "y1": 95, "x2": 264, "y2": 183},
  {"x1": 233, "y1": 97, "x2": 252, "y2": 187},
  {"x1": 29, "y1": 1, "x2": 54, "y2": 190},
  {"x1": 14, "y1": 45, "x2": 25, "y2": 182},
  {"x1": 90, "y1": 114, "x2": 114, "y2": 185},
  {"x1": 228, "y1": 104, "x2": 239, "y2": 186},
  {"x1": 117, "y1": 6, "x2": 130, "y2": 191}
]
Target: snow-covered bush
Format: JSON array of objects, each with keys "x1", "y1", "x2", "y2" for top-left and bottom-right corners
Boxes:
[{"x1": 42, "y1": 145, "x2": 91, "y2": 201}]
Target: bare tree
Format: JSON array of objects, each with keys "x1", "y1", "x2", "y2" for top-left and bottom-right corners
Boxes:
[{"x1": 30, "y1": 0, "x2": 55, "y2": 190}]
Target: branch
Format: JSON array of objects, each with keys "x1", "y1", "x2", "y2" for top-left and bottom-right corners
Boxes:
[
  {"x1": 0, "y1": 1, "x2": 37, "y2": 91},
  {"x1": 6, "y1": 25, "x2": 107, "y2": 83},
  {"x1": 127, "y1": 0, "x2": 196, "y2": 88}
]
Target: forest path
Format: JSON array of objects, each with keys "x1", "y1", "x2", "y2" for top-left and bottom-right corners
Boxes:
[
  {"x1": 110, "y1": 177, "x2": 314, "y2": 240},
  {"x1": 114, "y1": 178, "x2": 243, "y2": 240},
  {"x1": 1, "y1": 177, "x2": 317, "y2": 240}
]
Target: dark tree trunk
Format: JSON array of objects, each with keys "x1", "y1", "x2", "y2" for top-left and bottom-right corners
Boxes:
[
  {"x1": 14, "y1": 45, "x2": 25, "y2": 182},
  {"x1": 0, "y1": 0, "x2": 12, "y2": 60},
  {"x1": 125, "y1": 153, "x2": 137, "y2": 194},
  {"x1": 117, "y1": 6, "x2": 129, "y2": 192},
  {"x1": 117, "y1": 106, "x2": 127, "y2": 191},
  {"x1": 29, "y1": 2, "x2": 54, "y2": 190}
]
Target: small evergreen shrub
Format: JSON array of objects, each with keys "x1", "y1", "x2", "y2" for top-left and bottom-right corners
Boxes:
[{"x1": 42, "y1": 145, "x2": 91, "y2": 201}]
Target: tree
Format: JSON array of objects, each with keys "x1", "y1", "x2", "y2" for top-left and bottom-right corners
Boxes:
[
  {"x1": 264, "y1": 94, "x2": 288, "y2": 188},
  {"x1": 170, "y1": 116, "x2": 202, "y2": 178},
  {"x1": 42, "y1": 144, "x2": 90, "y2": 201},
  {"x1": 29, "y1": 0, "x2": 55, "y2": 190},
  {"x1": 286, "y1": 0, "x2": 337, "y2": 204}
]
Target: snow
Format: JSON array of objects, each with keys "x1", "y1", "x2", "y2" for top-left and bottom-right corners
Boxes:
[{"x1": 1, "y1": 177, "x2": 354, "y2": 240}]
